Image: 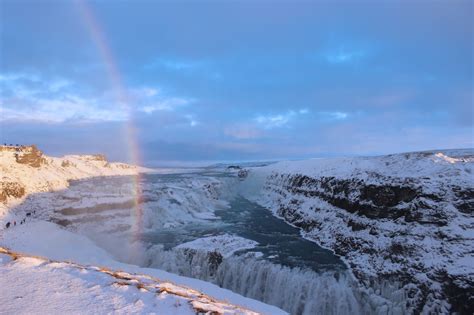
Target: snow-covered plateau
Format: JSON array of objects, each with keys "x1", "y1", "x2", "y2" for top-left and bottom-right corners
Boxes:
[{"x1": 242, "y1": 149, "x2": 474, "y2": 314}]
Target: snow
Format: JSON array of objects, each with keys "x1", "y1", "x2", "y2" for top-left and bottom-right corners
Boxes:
[
  {"x1": 250, "y1": 149, "x2": 473, "y2": 189},
  {"x1": 177, "y1": 234, "x2": 258, "y2": 258},
  {"x1": 0, "y1": 248, "x2": 260, "y2": 315}
]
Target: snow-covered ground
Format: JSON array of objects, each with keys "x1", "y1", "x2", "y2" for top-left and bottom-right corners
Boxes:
[
  {"x1": 0, "y1": 147, "x2": 286, "y2": 315},
  {"x1": 3, "y1": 145, "x2": 472, "y2": 314},
  {"x1": 0, "y1": 221, "x2": 284, "y2": 314},
  {"x1": 0, "y1": 248, "x2": 260, "y2": 315},
  {"x1": 243, "y1": 149, "x2": 474, "y2": 314}
]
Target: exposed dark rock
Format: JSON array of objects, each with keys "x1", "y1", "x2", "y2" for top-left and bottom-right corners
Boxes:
[
  {"x1": 440, "y1": 272, "x2": 474, "y2": 315},
  {"x1": 227, "y1": 165, "x2": 242, "y2": 170},
  {"x1": 0, "y1": 182, "x2": 26, "y2": 203},
  {"x1": 284, "y1": 174, "x2": 450, "y2": 226},
  {"x1": 91, "y1": 154, "x2": 107, "y2": 161},
  {"x1": 347, "y1": 219, "x2": 368, "y2": 231},
  {"x1": 360, "y1": 184, "x2": 418, "y2": 207},
  {"x1": 237, "y1": 169, "x2": 249, "y2": 179},
  {"x1": 456, "y1": 201, "x2": 474, "y2": 214},
  {"x1": 15, "y1": 145, "x2": 46, "y2": 168},
  {"x1": 61, "y1": 160, "x2": 72, "y2": 167},
  {"x1": 207, "y1": 251, "x2": 224, "y2": 276},
  {"x1": 453, "y1": 187, "x2": 474, "y2": 214},
  {"x1": 180, "y1": 248, "x2": 224, "y2": 278}
]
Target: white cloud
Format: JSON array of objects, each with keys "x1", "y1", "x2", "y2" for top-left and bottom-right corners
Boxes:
[
  {"x1": 0, "y1": 95, "x2": 128, "y2": 123},
  {"x1": 255, "y1": 109, "x2": 308, "y2": 129},
  {"x1": 318, "y1": 111, "x2": 349, "y2": 121},
  {"x1": 141, "y1": 97, "x2": 190, "y2": 114},
  {"x1": 299, "y1": 108, "x2": 309, "y2": 114},
  {"x1": 0, "y1": 72, "x2": 41, "y2": 83},
  {"x1": 0, "y1": 72, "x2": 193, "y2": 123},
  {"x1": 328, "y1": 111, "x2": 348, "y2": 120}
]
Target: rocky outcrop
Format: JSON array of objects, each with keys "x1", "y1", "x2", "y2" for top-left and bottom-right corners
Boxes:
[
  {"x1": 91, "y1": 154, "x2": 107, "y2": 161},
  {"x1": 285, "y1": 174, "x2": 457, "y2": 226},
  {"x1": 238, "y1": 169, "x2": 249, "y2": 179},
  {"x1": 0, "y1": 182, "x2": 26, "y2": 203},
  {"x1": 179, "y1": 248, "x2": 224, "y2": 278},
  {"x1": 14, "y1": 145, "x2": 47, "y2": 168},
  {"x1": 61, "y1": 160, "x2": 74, "y2": 167}
]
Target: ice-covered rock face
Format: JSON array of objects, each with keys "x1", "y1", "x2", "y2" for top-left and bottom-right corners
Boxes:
[{"x1": 246, "y1": 149, "x2": 474, "y2": 314}]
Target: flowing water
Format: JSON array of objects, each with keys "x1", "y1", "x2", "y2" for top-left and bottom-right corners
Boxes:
[{"x1": 53, "y1": 170, "x2": 387, "y2": 314}]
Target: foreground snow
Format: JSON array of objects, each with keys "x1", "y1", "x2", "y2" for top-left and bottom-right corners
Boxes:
[
  {"x1": 0, "y1": 221, "x2": 285, "y2": 315},
  {"x1": 0, "y1": 247, "x2": 260, "y2": 315},
  {"x1": 244, "y1": 149, "x2": 474, "y2": 314}
]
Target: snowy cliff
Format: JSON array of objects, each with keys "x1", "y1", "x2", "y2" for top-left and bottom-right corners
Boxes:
[
  {"x1": 246, "y1": 149, "x2": 474, "y2": 314},
  {"x1": 0, "y1": 146, "x2": 141, "y2": 216}
]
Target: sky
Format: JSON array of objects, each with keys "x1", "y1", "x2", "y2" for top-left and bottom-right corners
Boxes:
[{"x1": 0, "y1": 0, "x2": 473, "y2": 165}]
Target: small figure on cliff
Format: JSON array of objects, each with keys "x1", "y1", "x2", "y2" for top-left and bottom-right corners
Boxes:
[
  {"x1": 5, "y1": 222, "x2": 10, "y2": 228},
  {"x1": 14, "y1": 221, "x2": 16, "y2": 226},
  {"x1": 26, "y1": 212, "x2": 31, "y2": 217}
]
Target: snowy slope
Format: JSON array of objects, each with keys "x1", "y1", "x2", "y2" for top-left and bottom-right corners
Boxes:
[
  {"x1": 0, "y1": 221, "x2": 285, "y2": 315},
  {"x1": 244, "y1": 149, "x2": 474, "y2": 314},
  {"x1": 0, "y1": 247, "x2": 260, "y2": 315}
]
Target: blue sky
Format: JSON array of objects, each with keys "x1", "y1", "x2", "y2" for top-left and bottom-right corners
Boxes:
[{"x1": 1, "y1": 0, "x2": 473, "y2": 165}]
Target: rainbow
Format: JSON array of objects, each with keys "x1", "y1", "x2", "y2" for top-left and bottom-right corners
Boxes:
[{"x1": 75, "y1": 0, "x2": 144, "y2": 240}]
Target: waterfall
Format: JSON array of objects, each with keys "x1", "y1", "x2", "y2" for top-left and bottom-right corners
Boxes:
[
  {"x1": 215, "y1": 256, "x2": 364, "y2": 315},
  {"x1": 142, "y1": 245, "x2": 372, "y2": 315}
]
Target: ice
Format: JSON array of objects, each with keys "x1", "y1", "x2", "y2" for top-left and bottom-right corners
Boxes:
[{"x1": 177, "y1": 234, "x2": 258, "y2": 258}]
